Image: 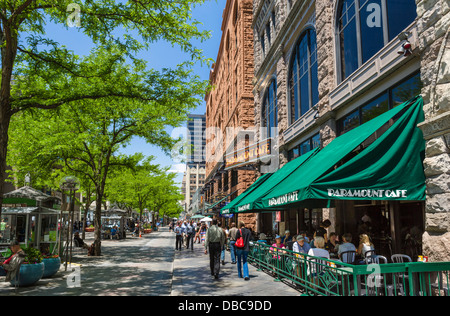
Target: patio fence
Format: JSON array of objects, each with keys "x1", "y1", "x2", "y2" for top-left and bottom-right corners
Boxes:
[{"x1": 248, "y1": 242, "x2": 450, "y2": 296}]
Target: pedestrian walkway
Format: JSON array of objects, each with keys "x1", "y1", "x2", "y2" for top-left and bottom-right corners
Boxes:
[
  {"x1": 171, "y1": 230, "x2": 299, "y2": 296},
  {"x1": 0, "y1": 226, "x2": 300, "y2": 296}
]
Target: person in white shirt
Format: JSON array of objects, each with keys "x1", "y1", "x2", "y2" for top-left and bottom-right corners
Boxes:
[{"x1": 307, "y1": 237, "x2": 330, "y2": 276}]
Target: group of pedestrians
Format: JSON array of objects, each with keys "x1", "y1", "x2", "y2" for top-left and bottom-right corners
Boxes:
[
  {"x1": 203, "y1": 219, "x2": 251, "y2": 281},
  {"x1": 173, "y1": 218, "x2": 252, "y2": 281},
  {"x1": 173, "y1": 220, "x2": 197, "y2": 251}
]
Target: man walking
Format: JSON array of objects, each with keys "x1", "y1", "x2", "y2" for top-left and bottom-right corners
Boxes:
[
  {"x1": 186, "y1": 220, "x2": 196, "y2": 250},
  {"x1": 204, "y1": 219, "x2": 225, "y2": 279},
  {"x1": 174, "y1": 222, "x2": 183, "y2": 251}
]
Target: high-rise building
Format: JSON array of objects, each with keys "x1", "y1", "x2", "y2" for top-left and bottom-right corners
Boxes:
[
  {"x1": 182, "y1": 114, "x2": 206, "y2": 214},
  {"x1": 186, "y1": 114, "x2": 206, "y2": 167}
]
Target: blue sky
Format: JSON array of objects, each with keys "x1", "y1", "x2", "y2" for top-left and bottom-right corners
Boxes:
[{"x1": 43, "y1": 1, "x2": 226, "y2": 185}]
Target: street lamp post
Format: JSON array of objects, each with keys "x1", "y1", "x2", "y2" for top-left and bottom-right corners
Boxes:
[{"x1": 60, "y1": 176, "x2": 80, "y2": 271}]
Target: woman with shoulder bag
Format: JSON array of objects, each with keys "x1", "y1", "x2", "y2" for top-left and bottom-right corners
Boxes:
[{"x1": 235, "y1": 221, "x2": 251, "y2": 280}]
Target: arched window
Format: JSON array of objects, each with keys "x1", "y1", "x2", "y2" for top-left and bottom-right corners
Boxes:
[
  {"x1": 338, "y1": 0, "x2": 417, "y2": 81},
  {"x1": 262, "y1": 79, "x2": 277, "y2": 138},
  {"x1": 288, "y1": 28, "x2": 319, "y2": 123}
]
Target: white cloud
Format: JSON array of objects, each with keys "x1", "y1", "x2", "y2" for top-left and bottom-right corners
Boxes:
[{"x1": 168, "y1": 164, "x2": 186, "y2": 174}]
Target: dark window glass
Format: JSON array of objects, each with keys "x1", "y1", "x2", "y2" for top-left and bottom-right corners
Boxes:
[
  {"x1": 339, "y1": 109, "x2": 360, "y2": 135},
  {"x1": 289, "y1": 59, "x2": 299, "y2": 122},
  {"x1": 310, "y1": 31, "x2": 319, "y2": 107},
  {"x1": 266, "y1": 23, "x2": 271, "y2": 45},
  {"x1": 338, "y1": 0, "x2": 417, "y2": 81},
  {"x1": 263, "y1": 79, "x2": 277, "y2": 138},
  {"x1": 288, "y1": 147, "x2": 300, "y2": 161},
  {"x1": 387, "y1": 0, "x2": 417, "y2": 41},
  {"x1": 339, "y1": 0, "x2": 359, "y2": 80},
  {"x1": 391, "y1": 73, "x2": 422, "y2": 107},
  {"x1": 361, "y1": 92, "x2": 389, "y2": 124},
  {"x1": 299, "y1": 139, "x2": 311, "y2": 155},
  {"x1": 261, "y1": 32, "x2": 265, "y2": 55},
  {"x1": 288, "y1": 29, "x2": 319, "y2": 122},
  {"x1": 359, "y1": 0, "x2": 384, "y2": 64},
  {"x1": 272, "y1": 10, "x2": 276, "y2": 30},
  {"x1": 311, "y1": 133, "x2": 321, "y2": 149}
]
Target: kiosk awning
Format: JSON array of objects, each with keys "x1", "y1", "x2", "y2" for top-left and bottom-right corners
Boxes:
[{"x1": 259, "y1": 96, "x2": 425, "y2": 209}]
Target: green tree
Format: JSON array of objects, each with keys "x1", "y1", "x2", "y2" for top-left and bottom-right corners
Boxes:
[
  {"x1": 107, "y1": 154, "x2": 184, "y2": 227},
  {"x1": 8, "y1": 62, "x2": 203, "y2": 255},
  {"x1": 0, "y1": 0, "x2": 211, "y2": 222}
]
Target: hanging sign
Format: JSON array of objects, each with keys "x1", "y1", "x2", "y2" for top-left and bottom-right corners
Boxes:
[{"x1": 225, "y1": 138, "x2": 272, "y2": 170}]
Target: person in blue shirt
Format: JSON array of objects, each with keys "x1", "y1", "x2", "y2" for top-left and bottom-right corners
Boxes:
[
  {"x1": 293, "y1": 236, "x2": 311, "y2": 254},
  {"x1": 281, "y1": 230, "x2": 292, "y2": 244}
]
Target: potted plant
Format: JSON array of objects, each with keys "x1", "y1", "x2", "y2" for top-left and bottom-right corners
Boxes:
[
  {"x1": 85, "y1": 225, "x2": 95, "y2": 232},
  {"x1": 10, "y1": 247, "x2": 44, "y2": 287},
  {"x1": 42, "y1": 254, "x2": 61, "y2": 278},
  {"x1": 143, "y1": 224, "x2": 152, "y2": 234}
]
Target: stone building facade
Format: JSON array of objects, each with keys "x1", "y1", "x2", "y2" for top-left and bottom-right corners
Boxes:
[
  {"x1": 415, "y1": 0, "x2": 450, "y2": 262},
  {"x1": 203, "y1": 0, "x2": 258, "y2": 229},
  {"x1": 252, "y1": 0, "x2": 449, "y2": 260}
]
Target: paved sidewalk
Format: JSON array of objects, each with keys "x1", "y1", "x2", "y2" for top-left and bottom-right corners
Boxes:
[
  {"x1": 171, "y1": 232, "x2": 300, "y2": 296},
  {"x1": 0, "y1": 227, "x2": 300, "y2": 296}
]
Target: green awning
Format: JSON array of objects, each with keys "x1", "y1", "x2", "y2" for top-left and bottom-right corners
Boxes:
[
  {"x1": 230, "y1": 147, "x2": 319, "y2": 213},
  {"x1": 259, "y1": 96, "x2": 425, "y2": 209},
  {"x1": 220, "y1": 173, "x2": 272, "y2": 215},
  {"x1": 206, "y1": 190, "x2": 238, "y2": 211}
]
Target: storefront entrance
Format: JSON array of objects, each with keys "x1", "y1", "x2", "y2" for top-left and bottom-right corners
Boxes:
[{"x1": 335, "y1": 200, "x2": 424, "y2": 259}]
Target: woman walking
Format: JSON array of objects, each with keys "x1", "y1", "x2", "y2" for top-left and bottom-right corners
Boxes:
[{"x1": 235, "y1": 221, "x2": 252, "y2": 280}]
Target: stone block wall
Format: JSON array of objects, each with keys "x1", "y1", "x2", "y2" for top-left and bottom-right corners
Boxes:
[{"x1": 416, "y1": 0, "x2": 450, "y2": 262}]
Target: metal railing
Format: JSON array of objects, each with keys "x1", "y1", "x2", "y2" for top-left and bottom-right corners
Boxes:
[{"x1": 248, "y1": 242, "x2": 450, "y2": 296}]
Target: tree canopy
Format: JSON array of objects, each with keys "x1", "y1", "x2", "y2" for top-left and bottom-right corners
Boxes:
[{"x1": 2, "y1": 0, "x2": 212, "y2": 254}]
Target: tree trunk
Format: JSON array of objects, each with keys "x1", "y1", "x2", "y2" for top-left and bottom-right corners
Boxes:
[
  {"x1": 93, "y1": 188, "x2": 102, "y2": 256},
  {"x1": 0, "y1": 111, "x2": 11, "y2": 220},
  {"x1": 0, "y1": 24, "x2": 19, "y2": 220}
]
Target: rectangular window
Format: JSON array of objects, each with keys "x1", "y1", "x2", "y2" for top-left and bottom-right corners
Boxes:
[
  {"x1": 261, "y1": 32, "x2": 265, "y2": 55},
  {"x1": 338, "y1": 109, "x2": 359, "y2": 135},
  {"x1": 361, "y1": 92, "x2": 389, "y2": 124},
  {"x1": 359, "y1": 0, "x2": 384, "y2": 64},
  {"x1": 391, "y1": 72, "x2": 422, "y2": 107}
]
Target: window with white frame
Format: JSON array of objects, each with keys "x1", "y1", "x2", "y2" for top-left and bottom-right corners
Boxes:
[{"x1": 337, "y1": 0, "x2": 417, "y2": 82}]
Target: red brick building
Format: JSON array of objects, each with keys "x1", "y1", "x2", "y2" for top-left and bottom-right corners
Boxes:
[{"x1": 203, "y1": 0, "x2": 257, "y2": 229}]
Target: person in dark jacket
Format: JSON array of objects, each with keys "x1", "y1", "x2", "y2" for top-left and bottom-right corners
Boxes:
[
  {"x1": 235, "y1": 221, "x2": 252, "y2": 280},
  {"x1": 0, "y1": 240, "x2": 26, "y2": 282}
]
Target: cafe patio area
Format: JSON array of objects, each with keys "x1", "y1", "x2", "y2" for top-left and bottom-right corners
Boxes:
[{"x1": 248, "y1": 242, "x2": 450, "y2": 296}]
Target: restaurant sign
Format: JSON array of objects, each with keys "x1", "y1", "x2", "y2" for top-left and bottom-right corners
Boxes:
[
  {"x1": 327, "y1": 189, "x2": 408, "y2": 198},
  {"x1": 267, "y1": 191, "x2": 299, "y2": 207},
  {"x1": 237, "y1": 203, "x2": 251, "y2": 212},
  {"x1": 225, "y1": 138, "x2": 272, "y2": 170}
]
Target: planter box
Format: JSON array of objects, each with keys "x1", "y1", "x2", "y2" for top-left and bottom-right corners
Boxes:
[
  {"x1": 143, "y1": 229, "x2": 152, "y2": 234},
  {"x1": 10, "y1": 262, "x2": 44, "y2": 287},
  {"x1": 42, "y1": 257, "x2": 61, "y2": 278},
  {"x1": 85, "y1": 227, "x2": 95, "y2": 232}
]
